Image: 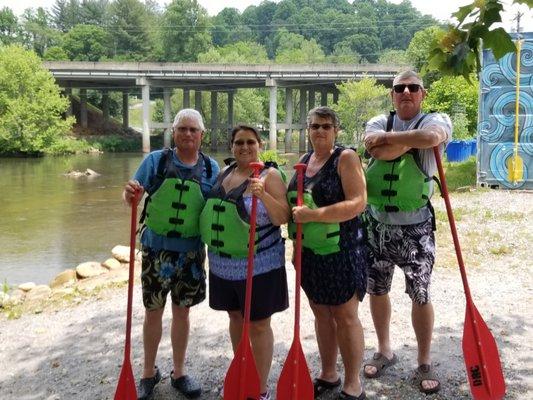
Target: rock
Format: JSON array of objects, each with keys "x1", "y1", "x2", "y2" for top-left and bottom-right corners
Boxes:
[
  {"x1": 18, "y1": 282, "x2": 36, "y2": 291},
  {"x1": 102, "y1": 258, "x2": 121, "y2": 270},
  {"x1": 77, "y1": 276, "x2": 108, "y2": 292},
  {"x1": 49, "y1": 269, "x2": 77, "y2": 289},
  {"x1": 25, "y1": 285, "x2": 52, "y2": 301},
  {"x1": 85, "y1": 168, "x2": 100, "y2": 176},
  {"x1": 76, "y1": 262, "x2": 107, "y2": 279},
  {"x1": 64, "y1": 169, "x2": 100, "y2": 178},
  {"x1": 112, "y1": 245, "x2": 136, "y2": 263},
  {"x1": 6, "y1": 289, "x2": 25, "y2": 305},
  {"x1": 53, "y1": 287, "x2": 75, "y2": 297}
]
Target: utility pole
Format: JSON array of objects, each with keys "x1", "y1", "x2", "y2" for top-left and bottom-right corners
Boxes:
[{"x1": 512, "y1": 11, "x2": 523, "y2": 35}]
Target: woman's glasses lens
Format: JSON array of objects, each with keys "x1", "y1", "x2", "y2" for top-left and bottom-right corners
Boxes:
[
  {"x1": 309, "y1": 123, "x2": 334, "y2": 130},
  {"x1": 393, "y1": 84, "x2": 421, "y2": 93}
]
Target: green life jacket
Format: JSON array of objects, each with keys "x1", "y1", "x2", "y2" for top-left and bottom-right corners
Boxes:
[
  {"x1": 287, "y1": 147, "x2": 345, "y2": 256},
  {"x1": 142, "y1": 148, "x2": 212, "y2": 238},
  {"x1": 199, "y1": 163, "x2": 278, "y2": 258},
  {"x1": 366, "y1": 112, "x2": 433, "y2": 212}
]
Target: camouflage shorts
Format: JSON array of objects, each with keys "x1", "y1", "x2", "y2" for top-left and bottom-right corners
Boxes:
[{"x1": 141, "y1": 246, "x2": 206, "y2": 310}]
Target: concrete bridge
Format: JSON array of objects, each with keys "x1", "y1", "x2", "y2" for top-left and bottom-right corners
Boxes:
[{"x1": 44, "y1": 61, "x2": 405, "y2": 152}]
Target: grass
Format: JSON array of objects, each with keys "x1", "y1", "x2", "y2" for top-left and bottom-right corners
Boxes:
[{"x1": 443, "y1": 156, "x2": 476, "y2": 190}]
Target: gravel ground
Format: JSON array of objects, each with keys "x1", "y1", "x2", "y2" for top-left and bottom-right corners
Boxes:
[{"x1": 0, "y1": 190, "x2": 531, "y2": 400}]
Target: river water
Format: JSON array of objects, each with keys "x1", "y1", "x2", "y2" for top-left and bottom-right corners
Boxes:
[{"x1": 0, "y1": 151, "x2": 299, "y2": 286}]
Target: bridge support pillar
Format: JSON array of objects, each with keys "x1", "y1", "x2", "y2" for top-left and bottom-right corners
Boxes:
[
  {"x1": 194, "y1": 90, "x2": 202, "y2": 111},
  {"x1": 299, "y1": 88, "x2": 307, "y2": 153},
  {"x1": 333, "y1": 88, "x2": 339, "y2": 104},
  {"x1": 80, "y1": 88, "x2": 88, "y2": 129},
  {"x1": 183, "y1": 89, "x2": 190, "y2": 108},
  {"x1": 163, "y1": 88, "x2": 172, "y2": 148},
  {"x1": 64, "y1": 87, "x2": 72, "y2": 117},
  {"x1": 210, "y1": 91, "x2": 218, "y2": 151},
  {"x1": 285, "y1": 88, "x2": 293, "y2": 153},
  {"x1": 227, "y1": 91, "x2": 234, "y2": 150},
  {"x1": 307, "y1": 89, "x2": 315, "y2": 149},
  {"x1": 266, "y1": 79, "x2": 277, "y2": 150},
  {"x1": 102, "y1": 89, "x2": 110, "y2": 131},
  {"x1": 321, "y1": 89, "x2": 328, "y2": 106},
  {"x1": 141, "y1": 80, "x2": 151, "y2": 153},
  {"x1": 122, "y1": 91, "x2": 129, "y2": 129}
]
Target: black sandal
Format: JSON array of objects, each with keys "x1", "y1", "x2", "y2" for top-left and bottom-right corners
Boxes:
[
  {"x1": 313, "y1": 377, "x2": 342, "y2": 397},
  {"x1": 137, "y1": 366, "x2": 161, "y2": 400}
]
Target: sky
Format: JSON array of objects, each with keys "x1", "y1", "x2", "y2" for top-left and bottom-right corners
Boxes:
[{"x1": 2, "y1": 0, "x2": 532, "y2": 32}]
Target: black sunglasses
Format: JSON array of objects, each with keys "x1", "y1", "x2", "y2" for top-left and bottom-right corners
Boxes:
[{"x1": 393, "y1": 84, "x2": 422, "y2": 93}]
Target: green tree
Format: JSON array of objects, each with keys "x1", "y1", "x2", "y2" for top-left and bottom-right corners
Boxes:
[
  {"x1": 274, "y1": 29, "x2": 325, "y2": 63},
  {"x1": 43, "y1": 45, "x2": 69, "y2": 60},
  {"x1": 0, "y1": 45, "x2": 74, "y2": 155},
  {"x1": 0, "y1": 7, "x2": 20, "y2": 45},
  {"x1": 337, "y1": 33, "x2": 381, "y2": 63},
  {"x1": 327, "y1": 42, "x2": 361, "y2": 64},
  {"x1": 406, "y1": 26, "x2": 445, "y2": 72},
  {"x1": 108, "y1": 0, "x2": 154, "y2": 60},
  {"x1": 62, "y1": 24, "x2": 110, "y2": 61},
  {"x1": 378, "y1": 49, "x2": 409, "y2": 65},
  {"x1": 423, "y1": 75, "x2": 479, "y2": 133},
  {"x1": 428, "y1": 0, "x2": 531, "y2": 79},
  {"x1": 20, "y1": 8, "x2": 62, "y2": 57},
  {"x1": 198, "y1": 41, "x2": 268, "y2": 64},
  {"x1": 333, "y1": 77, "x2": 389, "y2": 147},
  {"x1": 159, "y1": 0, "x2": 211, "y2": 62},
  {"x1": 211, "y1": 8, "x2": 252, "y2": 47},
  {"x1": 79, "y1": 0, "x2": 110, "y2": 26},
  {"x1": 51, "y1": 0, "x2": 81, "y2": 32}
]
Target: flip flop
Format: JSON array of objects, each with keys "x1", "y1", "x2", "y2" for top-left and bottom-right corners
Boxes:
[
  {"x1": 313, "y1": 377, "x2": 342, "y2": 397},
  {"x1": 414, "y1": 364, "x2": 441, "y2": 394},
  {"x1": 363, "y1": 352, "x2": 398, "y2": 379},
  {"x1": 337, "y1": 390, "x2": 367, "y2": 399}
]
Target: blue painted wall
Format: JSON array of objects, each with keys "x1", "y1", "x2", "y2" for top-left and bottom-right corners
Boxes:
[{"x1": 478, "y1": 31, "x2": 532, "y2": 189}]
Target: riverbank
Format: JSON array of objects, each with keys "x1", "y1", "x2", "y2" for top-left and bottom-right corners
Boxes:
[{"x1": 0, "y1": 189, "x2": 531, "y2": 399}]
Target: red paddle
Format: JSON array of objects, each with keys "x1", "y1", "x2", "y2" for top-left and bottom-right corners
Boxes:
[
  {"x1": 223, "y1": 161, "x2": 263, "y2": 400},
  {"x1": 433, "y1": 146, "x2": 505, "y2": 400},
  {"x1": 114, "y1": 190, "x2": 140, "y2": 400},
  {"x1": 277, "y1": 163, "x2": 314, "y2": 400}
]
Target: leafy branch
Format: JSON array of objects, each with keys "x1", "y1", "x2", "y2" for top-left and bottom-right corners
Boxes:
[{"x1": 427, "y1": 0, "x2": 532, "y2": 81}]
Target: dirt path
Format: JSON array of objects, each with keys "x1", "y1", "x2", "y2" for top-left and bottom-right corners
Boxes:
[{"x1": 0, "y1": 190, "x2": 531, "y2": 400}]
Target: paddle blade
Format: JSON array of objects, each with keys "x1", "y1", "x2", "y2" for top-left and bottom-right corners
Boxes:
[
  {"x1": 462, "y1": 304, "x2": 506, "y2": 400},
  {"x1": 276, "y1": 340, "x2": 314, "y2": 400},
  {"x1": 224, "y1": 339, "x2": 260, "y2": 400},
  {"x1": 114, "y1": 357, "x2": 137, "y2": 400},
  {"x1": 507, "y1": 155, "x2": 524, "y2": 183}
]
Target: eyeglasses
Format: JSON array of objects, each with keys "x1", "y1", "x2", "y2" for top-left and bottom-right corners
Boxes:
[
  {"x1": 309, "y1": 123, "x2": 336, "y2": 130},
  {"x1": 233, "y1": 139, "x2": 258, "y2": 146},
  {"x1": 393, "y1": 84, "x2": 422, "y2": 93},
  {"x1": 176, "y1": 126, "x2": 202, "y2": 134}
]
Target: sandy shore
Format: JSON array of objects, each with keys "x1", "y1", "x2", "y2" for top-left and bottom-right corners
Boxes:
[{"x1": 0, "y1": 190, "x2": 531, "y2": 400}]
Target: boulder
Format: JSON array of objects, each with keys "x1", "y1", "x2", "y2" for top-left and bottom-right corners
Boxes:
[
  {"x1": 102, "y1": 258, "x2": 121, "y2": 271},
  {"x1": 25, "y1": 285, "x2": 52, "y2": 301},
  {"x1": 49, "y1": 269, "x2": 77, "y2": 289},
  {"x1": 76, "y1": 262, "x2": 107, "y2": 279},
  {"x1": 18, "y1": 282, "x2": 36, "y2": 292},
  {"x1": 111, "y1": 245, "x2": 139, "y2": 263},
  {"x1": 6, "y1": 289, "x2": 25, "y2": 305}
]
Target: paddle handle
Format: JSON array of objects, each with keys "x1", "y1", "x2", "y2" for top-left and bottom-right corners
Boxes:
[
  {"x1": 513, "y1": 39, "x2": 521, "y2": 159},
  {"x1": 293, "y1": 163, "x2": 306, "y2": 337},
  {"x1": 433, "y1": 146, "x2": 493, "y2": 396},
  {"x1": 236, "y1": 161, "x2": 263, "y2": 400},
  {"x1": 125, "y1": 190, "x2": 140, "y2": 359}
]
